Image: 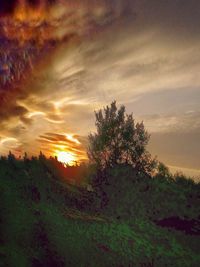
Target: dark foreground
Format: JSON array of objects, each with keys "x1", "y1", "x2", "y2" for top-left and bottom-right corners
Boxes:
[{"x1": 0, "y1": 158, "x2": 200, "y2": 267}]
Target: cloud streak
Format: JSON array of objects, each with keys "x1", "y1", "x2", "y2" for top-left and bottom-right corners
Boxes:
[{"x1": 0, "y1": 0, "x2": 200, "y2": 175}]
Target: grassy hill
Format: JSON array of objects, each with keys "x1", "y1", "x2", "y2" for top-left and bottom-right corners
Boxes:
[{"x1": 0, "y1": 157, "x2": 200, "y2": 267}]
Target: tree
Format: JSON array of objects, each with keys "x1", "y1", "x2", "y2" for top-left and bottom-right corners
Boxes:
[
  {"x1": 88, "y1": 101, "x2": 156, "y2": 174},
  {"x1": 156, "y1": 162, "x2": 171, "y2": 178},
  {"x1": 39, "y1": 151, "x2": 46, "y2": 161},
  {"x1": 8, "y1": 151, "x2": 15, "y2": 162}
]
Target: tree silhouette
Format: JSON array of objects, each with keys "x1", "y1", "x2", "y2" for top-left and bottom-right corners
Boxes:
[
  {"x1": 156, "y1": 162, "x2": 171, "y2": 178},
  {"x1": 8, "y1": 150, "x2": 15, "y2": 162},
  {"x1": 88, "y1": 101, "x2": 156, "y2": 174}
]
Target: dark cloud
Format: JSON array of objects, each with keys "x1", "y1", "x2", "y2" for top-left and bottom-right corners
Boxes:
[
  {"x1": 0, "y1": 104, "x2": 28, "y2": 122},
  {"x1": 0, "y1": 0, "x2": 17, "y2": 16},
  {"x1": 0, "y1": 0, "x2": 57, "y2": 16},
  {"x1": 121, "y1": 0, "x2": 200, "y2": 36},
  {"x1": 28, "y1": 0, "x2": 55, "y2": 8}
]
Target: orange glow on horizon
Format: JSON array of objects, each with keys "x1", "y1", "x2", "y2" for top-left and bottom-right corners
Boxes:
[{"x1": 57, "y1": 151, "x2": 76, "y2": 165}]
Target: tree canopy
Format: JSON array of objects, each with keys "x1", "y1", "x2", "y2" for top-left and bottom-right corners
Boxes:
[{"x1": 88, "y1": 101, "x2": 156, "y2": 174}]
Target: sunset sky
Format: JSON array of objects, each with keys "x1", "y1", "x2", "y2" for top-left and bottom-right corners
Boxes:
[{"x1": 0, "y1": 0, "x2": 200, "y2": 178}]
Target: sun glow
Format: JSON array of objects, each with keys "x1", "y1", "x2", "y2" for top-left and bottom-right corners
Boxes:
[{"x1": 57, "y1": 151, "x2": 75, "y2": 165}]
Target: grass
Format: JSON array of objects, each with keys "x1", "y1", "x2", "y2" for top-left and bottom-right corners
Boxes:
[{"x1": 0, "y1": 159, "x2": 200, "y2": 267}]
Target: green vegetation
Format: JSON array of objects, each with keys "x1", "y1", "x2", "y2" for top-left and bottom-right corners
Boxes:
[
  {"x1": 1, "y1": 102, "x2": 200, "y2": 267},
  {"x1": 0, "y1": 156, "x2": 200, "y2": 267}
]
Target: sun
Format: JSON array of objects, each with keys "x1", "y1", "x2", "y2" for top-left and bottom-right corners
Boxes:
[{"x1": 57, "y1": 151, "x2": 75, "y2": 165}]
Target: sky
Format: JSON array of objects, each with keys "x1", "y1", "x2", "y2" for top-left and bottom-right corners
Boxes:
[{"x1": 0, "y1": 0, "x2": 200, "y2": 179}]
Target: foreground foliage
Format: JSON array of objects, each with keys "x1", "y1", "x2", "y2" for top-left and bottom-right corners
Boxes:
[{"x1": 0, "y1": 157, "x2": 200, "y2": 267}]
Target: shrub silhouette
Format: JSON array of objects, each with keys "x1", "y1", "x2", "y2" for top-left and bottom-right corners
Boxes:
[{"x1": 156, "y1": 162, "x2": 171, "y2": 179}]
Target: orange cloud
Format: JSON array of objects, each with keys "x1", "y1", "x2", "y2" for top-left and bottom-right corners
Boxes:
[{"x1": 37, "y1": 132, "x2": 87, "y2": 161}]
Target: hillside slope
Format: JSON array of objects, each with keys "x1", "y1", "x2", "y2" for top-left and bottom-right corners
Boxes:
[{"x1": 0, "y1": 159, "x2": 200, "y2": 267}]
